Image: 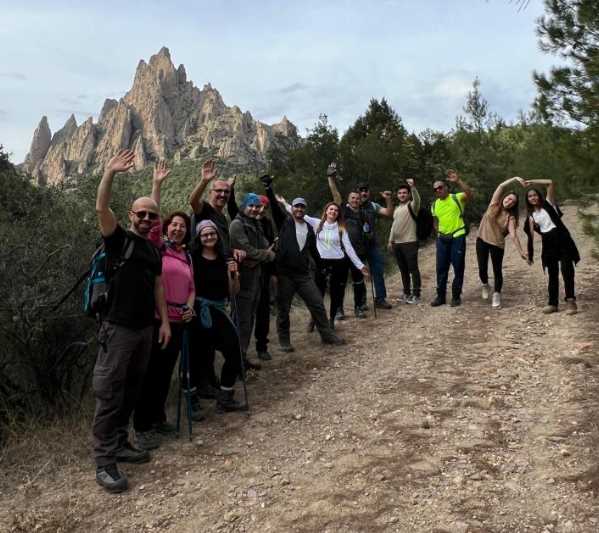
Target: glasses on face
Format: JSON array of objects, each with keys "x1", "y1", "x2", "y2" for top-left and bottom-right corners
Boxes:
[
  {"x1": 212, "y1": 188, "x2": 230, "y2": 195},
  {"x1": 132, "y1": 210, "x2": 159, "y2": 220},
  {"x1": 433, "y1": 185, "x2": 444, "y2": 192},
  {"x1": 200, "y1": 232, "x2": 218, "y2": 240}
]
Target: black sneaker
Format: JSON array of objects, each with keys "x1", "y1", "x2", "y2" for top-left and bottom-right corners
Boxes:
[
  {"x1": 196, "y1": 383, "x2": 219, "y2": 400},
  {"x1": 430, "y1": 297, "x2": 446, "y2": 307},
  {"x1": 115, "y1": 442, "x2": 150, "y2": 464},
  {"x1": 279, "y1": 343, "x2": 295, "y2": 353},
  {"x1": 96, "y1": 464, "x2": 128, "y2": 493},
  {"x1": 216, "y1": 389, "x2": 247, "y2": 412},
  {"x1": 355, "y1": 308, "x2": 367, "y2": 319},
  {"x1": 322, "y1": 335, "x2": 346, "y2": 346},
  {"x1": 374, "y1": 299, "x2": 393, "y2": 310},
  {"x1": 450, "y1": 297, "x2": 462, "y2": 307},
  {"x1": 360, "y1": 304, "x2": 370, "y2": 312},
  {"x1": 335, "y1": 308, "x2": 346, "y2": 321},
  {"x1": 257, "y1": 350, "x2": 272, "y2": 361},
  {"x1": 135, "y1": 430, "x2": 160, "y2": 451},
  {"x1": 154, "y1": 421, "x2": 177, "y2": 435}
]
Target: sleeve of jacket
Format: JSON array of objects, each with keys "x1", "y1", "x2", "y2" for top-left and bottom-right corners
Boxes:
[
  {"x1": 230, "y1": 219, "x2": 273, "y2": 263},
  {"x1": 265, "y1": 187, "x2": 287, "y2": 230}
]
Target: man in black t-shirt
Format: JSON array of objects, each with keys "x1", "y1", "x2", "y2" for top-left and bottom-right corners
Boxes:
[{"x1": 93, "y1": 149, "x2": 171, "y2": 494}]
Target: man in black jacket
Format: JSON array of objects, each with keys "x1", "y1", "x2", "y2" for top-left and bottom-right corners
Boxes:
[{"x1": 261, "y1": 176, "x2": 344, "y2": 352}]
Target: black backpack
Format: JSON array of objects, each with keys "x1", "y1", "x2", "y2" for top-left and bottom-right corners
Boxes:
[{"x1": 407, "y1": 203, "x2": 434, "y2": 242}]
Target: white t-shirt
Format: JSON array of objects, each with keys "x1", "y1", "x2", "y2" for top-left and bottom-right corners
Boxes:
[
  {"x1": 294, "y1": 220, "x2": 309, "y2": 250},
  {"x1": 532, "y1": 206, "x2": 556, "y2": 233},
  {"x1": 304, "y1": 216, "x2": 364, "y2": 270}
]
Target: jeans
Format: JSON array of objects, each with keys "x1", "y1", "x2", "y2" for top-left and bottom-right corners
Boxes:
[
  {"x1": 391, "y1": 242, "x2": 421, "y2": 297},
  {"x1": 476, "y1": 238, "x2": 505, "y2": 293},
  {"x1": 365, "y1": 244, "x2": 387, "y2": 302},
  {"x1": 435, "y1": 235, "x2": 466, "y2": 300}
]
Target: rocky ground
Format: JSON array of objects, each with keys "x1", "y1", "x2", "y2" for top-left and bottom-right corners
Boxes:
[{"x1": 3, "y1": 205, "x2": 599, "y2": 533}]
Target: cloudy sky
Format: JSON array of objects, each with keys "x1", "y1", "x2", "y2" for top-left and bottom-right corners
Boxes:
[{"x1": 1, "y1": 0, "x2": 556, "y2": 163}]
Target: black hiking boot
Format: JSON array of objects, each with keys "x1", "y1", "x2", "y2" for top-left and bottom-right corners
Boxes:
[
  {"x1": 335, "y1": 308, "x2": 346, "y2": 321},
  {"x1": 135, "y1": 430, "x2": 160, "y2": 451},
  {"x1": 257, "y1": 350, "x2": 272, "y2": 361},
  {"x1": 216, "y1": 389, "x2": 246, "y2": 412},
  {"x1": 450, "y1": 297, "x2": 462, "y2": 307},
  {"x1": 279, "y1": 343, "x2": 295, "y2": 353},
  {"x1": 196, "y1": 382, "x2": 219, "y2": 400},
  {"x1": 115, "y1": 442, "x2": 150, "y2": 464},
  {"x1": 322, "y1": 335, "x2": 346, "y2": 346},
  {"x1": 355, "y1": 307, "x2": 367, "y2": 319},
  {"x1": 430, "y1": 296, "x2": 446, "y2": 307},
  {"x1": 96, "y1": 463, "x2": 128, "y2": 493},
  {"x1": 374, "y1": 299, "x2": 393, "y2": 310}
]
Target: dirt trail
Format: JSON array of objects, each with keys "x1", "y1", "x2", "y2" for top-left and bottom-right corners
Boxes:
[{"x1": 3, "y1": 205, "x2": 599, "y2": 533}]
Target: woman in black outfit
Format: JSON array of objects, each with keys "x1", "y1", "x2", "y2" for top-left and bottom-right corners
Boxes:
[
  {"x1": 524, "y1": 179, "x2": 580, "y2": 315},
  {"x1": 189, "y1": 219, "x2": 244, "y2": 415}
]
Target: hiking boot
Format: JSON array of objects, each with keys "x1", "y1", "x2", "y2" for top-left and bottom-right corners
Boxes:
[
  {"x1": 115, "y1": 442, "x2": 150, "y2": 464},
  {"x1": 450, "y1": 297, "x2": 462, "y2": 307},
  {"x1": 216, "y1": 389, "x2": 246, "y2": 412},
  {"x1": 322, "y1": 335, "x2": 346, "y2": 346},
  {"x1": 257, "y1": 350, "x2": 272, "y2": 361},
  {"x1": 398, "y1": 293, "x2": 410, "y2": 303},
  {"x1": 565, "y1": 299, "x2": 578, "y2": 315},
  {"x1": 430, "y1": 296, "x2": 446, "y2": 307},
  {"x1": 481, "y1": 284, "x2": 490, "y2": 300},
  {"x1": 279, "y1": 343, "x2": 295, "y2": 353},
  {"x1": 335, "y1": 308, "x2": 346, "y2": 321},
  {"x1": 154, "y1": 421, "x2": 177, "y2": 435},
  {"x1": 355, "y1": 307, "x2": 367, "y2": 319},
  {"x1": 407, "y1": 295, "x2": 421, "y2": 305},
  {"x1": 374, "y1": 299, "x2": 393, "y2": 310},
  {"x1": 542, "y1": 305, "x2": 558, "y2": 314},
  {"x1": 307, "y1": 319, "x2": 315, "y2": 333},
  {"x1": 491, "y1": 292, "x2": 501, "y2": 309},
  {"x1": 359, "y1": 303, "x2": 370, "y2": 312},
  {"x1": 135, "y1": 430, "x2": 160, "y2": 451},
  {"x1": 243, "y1": 357, "x2": 262, "y2": 371},
  {"x1": 96, "y1": 464, "x2": 128, "y2": 493},
  {"x1": 190, "y1": 395, "x2": 206, "y2": 422}
]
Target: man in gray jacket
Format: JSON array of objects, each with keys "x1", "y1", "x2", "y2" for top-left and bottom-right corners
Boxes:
[{"x1": 229, "y1": 193, "x2": 275, "y2": 370}]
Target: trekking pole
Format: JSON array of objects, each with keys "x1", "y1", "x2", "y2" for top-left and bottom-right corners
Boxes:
[
  {"x1": 176, "y1": 327, "x2": 194, "y2": 441},
  {"x1": 230, "y1": 293, "x2": 250, "y2": 412},
  {"x1": 370, "y1": 274, "x2": 377, "y2": 319}
]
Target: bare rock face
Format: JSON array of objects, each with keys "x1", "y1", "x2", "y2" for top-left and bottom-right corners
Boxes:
[{"x1": 24, "y1": 47, "x2": 299, "y2": 184}]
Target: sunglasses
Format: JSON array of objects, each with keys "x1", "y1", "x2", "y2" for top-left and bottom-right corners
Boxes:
[
  {"x1": 433, "y1": 185, "x2": 445, "y2": 191},
  {"x1": 131, "y1": 210, "x2": 159, "y2": 220}
]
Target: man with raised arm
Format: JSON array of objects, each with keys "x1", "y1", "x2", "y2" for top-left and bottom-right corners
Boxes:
[
  {"x1": 327, "y1": 163, "x2": 368, "y2": 318},
  {"x1": 388, "y1": 179, "x2": 422, "y2": 304},
  {"x1": 188, "y1": 159, "x2": 246, "y2": 263},
  {"x1": 260, "y1": 175, "x2": 344, "y2": 352},
  {"x1": 430, "y1": 169, "x2": 473, "y2": 307},
  {"x1": 356, "y1": 180, "x2": 394, "y2": 309},
  {"x1": 93, "y1": 149, "x2": 171, "y2": 493}
]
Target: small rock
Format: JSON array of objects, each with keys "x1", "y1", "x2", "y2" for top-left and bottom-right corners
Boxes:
[
  {"x1": 224, "y1": 511, "x2": 239, "y2": 523},
  {"x1": 560, "y1": 449, "x2": 571, "y2": 457},
  {"x1": 294, "y1": 414, "x2": 303, "y2": 420}
]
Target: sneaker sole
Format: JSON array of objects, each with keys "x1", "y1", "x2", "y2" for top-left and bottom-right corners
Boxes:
[{"x1": 96, "y1": 479, "x2": 128, "y2": 493}]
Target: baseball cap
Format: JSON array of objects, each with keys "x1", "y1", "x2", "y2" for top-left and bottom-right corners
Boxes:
[{"x1": 292, "y1": 197, "x2": 307, "y2": 207}]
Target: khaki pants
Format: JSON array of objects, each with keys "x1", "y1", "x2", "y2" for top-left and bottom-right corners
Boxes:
[{"x1": 92, "y1": 322, "x2": 153, "y2": 467}]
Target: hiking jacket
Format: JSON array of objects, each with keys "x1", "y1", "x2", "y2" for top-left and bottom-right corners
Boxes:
[{"x1": 229, "y1": 213, "x2": 273, "y2": 269}]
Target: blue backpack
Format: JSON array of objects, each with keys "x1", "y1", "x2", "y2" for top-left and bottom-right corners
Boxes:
[{"x1": 83, "y1": 237, "x2": 135, "y2": 318}]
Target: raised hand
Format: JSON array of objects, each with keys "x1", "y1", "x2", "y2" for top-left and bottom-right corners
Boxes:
[
  {"x1": 275, "y1": 194, "x2": 287, "y2": 204},
  {"x1": 201, "y1": 159, "x2": 218, "y2": 182},
  {"x1": 446, "y1": 169, "x2": 459, "y2": 182},
  {"x1": 107, "y1": 149, "x2": 135, "y2": 173},
  {"x1": 406, "y1": 178, "x2": 415, "y2": 187},
  {"x1": 228, "y1": 175, "x2": 237, "y2": 188},
  {"x1": 153, "y1": 160, "x2": 171, "y2": 183},
  {"x1": 326, "y1": 162, "x2": 337, "y2": 177},
  {"x1": 513, "y1": 176, "x2": 526, "y2": 187}
]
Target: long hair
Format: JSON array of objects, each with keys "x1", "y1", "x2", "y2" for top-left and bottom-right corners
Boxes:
[
  {"x1": 317, "y1": 202, "x2": 346, "y2": 234},
  {"x1": 502, "y1": 191, "x2": 520, "y2": 227},
  {"x1": 525, "y1": 188, "x2": 545, "y2": 214},
  {"x1": 191, "y1": 226, "x2": 226, "y2": 260},
  {"x1": 162, "y1": 211, "x2": 192, "y2": 245}
]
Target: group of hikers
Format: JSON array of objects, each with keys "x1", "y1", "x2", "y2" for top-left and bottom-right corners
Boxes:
[{"x1": 92, "y1": 149, "x2": 580, "y2": 493}]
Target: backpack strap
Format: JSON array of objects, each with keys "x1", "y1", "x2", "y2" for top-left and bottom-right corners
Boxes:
[{"x1": 451, "y1": 193, "x2": 463, "y2": 216}]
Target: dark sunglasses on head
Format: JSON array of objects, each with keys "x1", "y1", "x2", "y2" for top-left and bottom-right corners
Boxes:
[{"x1": 131, "y1": 210, "x2": 159, "y2": 220}]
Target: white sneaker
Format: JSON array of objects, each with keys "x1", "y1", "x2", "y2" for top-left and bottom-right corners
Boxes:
[
  {"x1": 481, "y1": 284, "x2": 490, "y2": 300},
  {"x1": 492, "y1": 292, "x2": 501, "y2": 309}
]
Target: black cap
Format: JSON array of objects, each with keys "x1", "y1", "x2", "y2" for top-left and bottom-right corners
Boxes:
[{"x1": 356, "y1": 182, "x2": 369, "y2": 191}]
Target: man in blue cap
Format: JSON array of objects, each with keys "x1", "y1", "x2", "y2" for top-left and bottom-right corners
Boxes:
[
  {"x1": 230, "y1": 193, "x2": 276, "y2": 369},
  {"x1": 260, "y1": 176, "x2": 344, "y2": 351}
]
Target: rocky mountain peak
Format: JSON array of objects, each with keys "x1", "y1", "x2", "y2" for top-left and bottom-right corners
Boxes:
[{"x1": 24, "y1": 47, "x2": 300, "y2": 185}]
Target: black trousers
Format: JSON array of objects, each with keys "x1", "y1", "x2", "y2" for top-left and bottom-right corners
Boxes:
[
  {"x1": 254, "y1": 271, "x2": 271, "y2": 352},
  {"x1": 276, "y1": 272, "x2": 335, "y2": 345},
  {"x1": 189, "y1": 307, "x2": 241, "y2": 389},
  {"x1": 315, "y1": 258, "x2": 350, "y2": 321},
  {"x1": 475, "y1": 238, "x2": 505, "y2": 293},
  {"x1": 338, "y1": 255, "x2": 367, "y2": 311},
  {"x1": 134, "y1": 321, "x2": 184, "y2": 432},
  {"x1": 542, "y1": 228, "x2": 576, "y2": 306},
  {"x1": 391, "y1": 242, "x2": 421, "y2": 297}
]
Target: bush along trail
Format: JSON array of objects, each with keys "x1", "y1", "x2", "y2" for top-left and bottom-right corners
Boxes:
[{"x1": 4, "y1": 205, "x2": 599, "y2": 533}]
